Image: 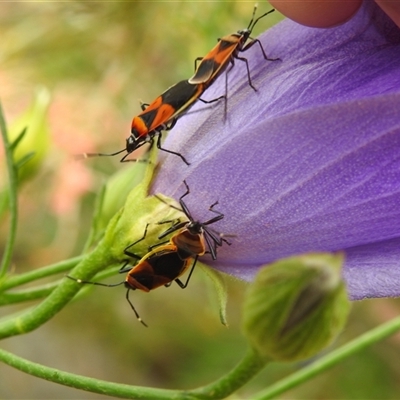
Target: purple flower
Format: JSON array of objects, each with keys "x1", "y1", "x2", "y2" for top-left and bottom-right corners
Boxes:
[{"x1": 151, "y1": 1, "x2": 400, "y2": 301}]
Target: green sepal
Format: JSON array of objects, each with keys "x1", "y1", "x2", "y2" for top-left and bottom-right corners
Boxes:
[
  {"x1": 200, "y1": 262, "x2": 229, "y2": 326},
  {"x1": 100, "y1": 162, "x2": 150, "y2": 230},
  {"x1": 9, "y1": 127, "x2": 28, "y2": 151},
  {"x1": 85, "y1": 161, "x2": 150, "y2": 251}
]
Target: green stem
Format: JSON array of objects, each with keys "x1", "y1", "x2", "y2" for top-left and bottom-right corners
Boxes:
[
  {"x1": 253, "y1": 315, "x2": 400, "y2": 399},
  {"x1": 186, "y1": 348, "x2": 268, "y2": 399},
  {"x1": 0, "y1": 347, "x2": 184, "y2": 400},
  {"x1": 0, "y1": 283, "x2": 58, "y2": 306},
  {"x1": 0, "y1": 101, "x2": 19, "y2": 278},
  {"x1": 82, "y1": 183, "x2": 106, "y2": 253},
  {"x1": 0, "y1": 263, "x2": 121, "y2": 306},
  {"x1": 0, "y1": 346, "x2": 268, "y2": 400},
  {"x1": 0, "y1": 242, "x2": 114, "y2": 340},
  {"x1": 0, "y1": 256, "x2": 83, "y2": 291}
]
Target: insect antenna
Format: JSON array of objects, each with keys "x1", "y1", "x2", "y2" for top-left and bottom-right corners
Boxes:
[{"x1": 74, "y1": 147, "x2": 127, "y2": 160}]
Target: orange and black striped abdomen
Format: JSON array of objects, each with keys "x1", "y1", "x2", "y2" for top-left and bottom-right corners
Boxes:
[
  {"x1": 125, "y1": 248, "x2": 190, "y2": 292},
  {"x1": 189, "y1": 33, "x2": 242, "y2": 85},
  {"x1": 131, "y1": 80, "x2": 201, "y2": 139}
]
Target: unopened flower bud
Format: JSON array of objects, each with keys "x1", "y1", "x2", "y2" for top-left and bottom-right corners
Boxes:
[
  {"x1": 9, "y1": 87, "x2": 51, "y2": 180},
  {"x1": 104, "y1": 164, "x2": 184, "y2": 260},
  {"x1": 98, "y1": 162, "x2": 149, "y2": 233},
  {"x1": 242, "y1": 253, "x2": 351, "y2": 362}
]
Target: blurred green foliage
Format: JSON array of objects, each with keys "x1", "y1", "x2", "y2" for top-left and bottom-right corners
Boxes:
[{"x1": 1, "y1": 2, "x2": 400, "y2": 399}]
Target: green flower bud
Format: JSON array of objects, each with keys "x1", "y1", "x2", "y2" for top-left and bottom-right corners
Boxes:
[
  {"x1": 98, "y1": 162, "x2": 150, "y2": 234},
  {"x1": 242, "y1": 253, "x2": 351, "y2": 362},
  {"x1": 8, "y1": 87, "x2": 51, "y2": 181},
  {"x1": 102, "y1": 156, "x2": 185, "y2": 261}
]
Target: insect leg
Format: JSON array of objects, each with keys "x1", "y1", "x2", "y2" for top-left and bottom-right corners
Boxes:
[
  {"x1": 124, "y1": 223, "x2": 149, "y2": 259},
  {"x1": 156, "y1": 134, "x2": 190, "y2": 165},
  {"x1": 242, "y1": 38, "x2": 280, "y2": 62},
  {"x1": 126, "y1": 289, "x2": 148, "y2": 327},
  {"x1": 235, "y1": 55, "x2": 257, "y2": 91},
  {"x1": 174, "y1": 257, "x2": 198, "y2": 289}
]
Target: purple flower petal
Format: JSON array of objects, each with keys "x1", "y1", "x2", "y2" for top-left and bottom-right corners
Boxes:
[
  {"x1": 344, "y1": 238, "x2": 400, "y2": 299},
  {"x1": 151, "y1": 1, "x2": 400, "y2": 300}
]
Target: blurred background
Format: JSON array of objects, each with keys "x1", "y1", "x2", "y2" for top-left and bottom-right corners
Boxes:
[{"x1": 1, "y1": 2, "x2": 400, "y2": 398}]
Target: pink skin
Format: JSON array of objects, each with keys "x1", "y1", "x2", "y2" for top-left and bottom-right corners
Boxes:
[
  {"x1": 270, "y1": 0, "x2": 400, "y2": 28},
  {"x1": 375, "y1": 0, "x2": 400, "y2": 28}
]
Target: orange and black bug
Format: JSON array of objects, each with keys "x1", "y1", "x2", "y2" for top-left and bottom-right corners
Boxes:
[
  {"x1": 128, "y1": 80, "x2": 223, "y2": 164},
  {"x1": 189, "y1": 6, "x2": 278, "y2": 91},
  {"x1": 121, "y1": 222, "x2": 198, "y2": 295},
  {"x1": 67, "y1": 185, "x2": 230, "y2": 326},
  {"x1": 127, "y1": 80, "x2": 205, "y2": 165},
  {"x1": 80, "y1": 8, "x2": 277, "y2": 165},
  {"x1": 121, "y1": 232, "x2": 198, "y2": 326},
  {"x1": 67, "y1": 224, "x2": 199, "y2": 327},
  {"x1": 80, "y1": 80, "x2": 200, "y2": 165},
  {"x1": 81, "y1": 79, "x2": 223, "y2": 165},
  {"x1": 157, "y1": 180, "x2": 230, "y2": 260},
  {"x1": 120, "y1": 181, "x2": 231, "y2": 323},
  {"x1": 78, "y1": 7, "x2": 276, "y2": 165}
]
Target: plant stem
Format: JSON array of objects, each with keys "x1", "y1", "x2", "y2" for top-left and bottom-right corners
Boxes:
[
  {"x1": 0, "y1": 347, "x2": 184, "y2": 400},
  {"x1": 253, "y1": 315, "x2": 400, "y2": 399},
  {"x1": 0, "y1": 242, "x2": 114, "y2": 340},
  {"x1": 186, "y1": 348, "x2": 268, "y2": 399},
  {"x1": 0, "y1": 345, "x2": 268, "y2": 400},
  {"x1": 0, "y1": 256, "x2": 83, "y2": 291},
  {"x1": 0, "y1": 102, "x2": 19, "y2": 278},
  {"x1": 0, "y1": 284, "x2": 58, "y2": 306}
]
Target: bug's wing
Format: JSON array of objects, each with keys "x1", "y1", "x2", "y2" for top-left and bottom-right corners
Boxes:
[{"x1": 189, "y1": 58, "x2": 215, "y2": 84}]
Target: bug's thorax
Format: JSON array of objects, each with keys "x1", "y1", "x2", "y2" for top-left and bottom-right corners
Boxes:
[{"x1": 130, "y1": 116, "x2": 148, "y2": 138}]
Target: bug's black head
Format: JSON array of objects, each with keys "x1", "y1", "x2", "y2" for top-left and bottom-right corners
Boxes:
[
  {"x1": 186, "y1": 221, "x2": 203, "y2": 235},
  {"x1": 236, "y1": 28, "x2": 251, "y2": 38},
  {"x1": 126, "y1": 134, "x2": 149, "y2": 154},
  {"x1": 126, "y1": 135, "x2": 137, "y2": 153},
  {"x1": 124, "y1": 281, "x2": 138, "y2": 291},
  {"x1": 233, "y1": 29, "x2": 251, "y2": 52}
]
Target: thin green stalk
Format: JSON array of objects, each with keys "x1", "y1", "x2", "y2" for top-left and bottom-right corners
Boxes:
[
  {"x1": 253, "y1": 315, "x2": 400, "y2": 399},
  {"x1": 1, "y1": 256, "x2": 83, "y2": 291},
  {"x1": 82, "y1": 183, "x2": 106, "y2": 253},
  {"x1": 0, "y1": 347, "x2": 186, "y2": 400},
  {"x1": 0, "y1": 345, "x2": 268, "y2": 400},
  {"x1": 0, "y1": 283, "x2": 58, "y2": 306},
  {"x1": 186, "y1": 348, "x2": 268, "y2": 399},
  {"x1": 0, "y1": 262, "x2": 121, "y2": 306},
  {"x1": 0, "y1": 102, "x2": 19, "y2": 278},
  {"x1": 0, "y1": 241, "x2": 114, "y2": 340}
]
